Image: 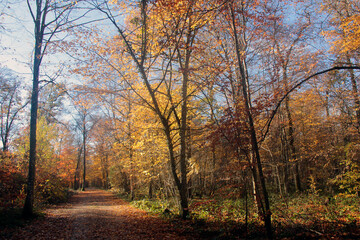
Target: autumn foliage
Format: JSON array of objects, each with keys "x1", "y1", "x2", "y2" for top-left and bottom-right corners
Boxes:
[
  {"x1": 0, "y1": 119, "x2": 77, "y2": 211},
  {"x1": 1, "y1": 0, "x2": 360, "y2": 238}
]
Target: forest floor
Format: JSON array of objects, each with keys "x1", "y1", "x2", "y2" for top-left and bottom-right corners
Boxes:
[
  {"x1": 2, "y1": 189, "x2": 359, "y2": 239},
  {"x1": 0, "y1": 189, "x2": 200, "y2": 240}
]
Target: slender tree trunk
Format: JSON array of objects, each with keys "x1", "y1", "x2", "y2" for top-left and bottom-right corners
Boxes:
[
  {"x1": 149, "y1": 179, "x2": 153, "y2": 199},
  {"x1": 105, "y1": 160, "x2": 109, "y2": 189},
  {"x1": 283, "y1": 69, "x2": 301, "y2": 192},
  {"x1": 23, "y1": 59, "x2": 40, "y2": 217},
  {"x1": 99, "y1": 0, "x2": 192, "y2": 219},
  {"x1": 1, "y1": 93, "x2": 15, "y2": 152},
  {"x1": 229, "y1": 3, "x2": 272, "y2": 238},
  {"x1": 73, "y1": 146, "x2": 82, "y2": 190},
  {"x1": 178, "y1": 58, "x2": 190, "y2": 219},
  {"x1": 176, "y1": 16, "x2": 197, "y2": 218},
  {"x1": 82, "y1": 124, "x2": 86, "y2": 191},
  {"x1": 210, "y1": 145, "x2": 216, "y2": 195},
  {"x1": 347, "y1": 57, "x2": 360, "y2": 131},
  {"x1": 122, "y1": 171, "x2": 131, "y2": 194},
  {"x1": 23, "y1": 1, "x2": 47, "y2": 217},
  {"x1": 282, "y1": 164, "x2": 289, "y2": 195},
  {"x1": 129, "y1": 155, "x2": 135, "y2": 200},
  {"x1": 276, "y1": 165, "x2": 283, "y2": 196},
  {"x1": 280, "y1": 125, "x2": 289, "y2": 195},
  {"x1": 164, "y1": 123, "x2": 189, "y2": 218},
  {"x1": 244, "y1": 174, "x2": 249, "y2": 238},
  {"x1": 127, "y1": 89, "x2": 135, "y2": 200},
  {"x1": 2, "y1": 133, "x2": 9, "y2": 152}
]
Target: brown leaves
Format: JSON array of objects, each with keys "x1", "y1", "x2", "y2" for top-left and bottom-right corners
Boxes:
[{"x1": 2, "y1": 189, "x2": 195, "y2": 240}]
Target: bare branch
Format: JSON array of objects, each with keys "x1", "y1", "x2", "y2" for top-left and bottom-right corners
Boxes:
[{"x1": 260, "y1": 66, "x2": 360, "y2": 143}]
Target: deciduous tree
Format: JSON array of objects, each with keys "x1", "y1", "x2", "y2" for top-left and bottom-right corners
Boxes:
[
  {"x1": 23, "y1": 0, "x2": 88, "y2": 217},
  {"x1": 0, "y1": 66, "x2": 26, "y2": 152}
]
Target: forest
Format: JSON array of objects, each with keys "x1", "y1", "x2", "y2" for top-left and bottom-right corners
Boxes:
[{"x1": 0, "y1": 0, "x2": 360, "y2": 239}]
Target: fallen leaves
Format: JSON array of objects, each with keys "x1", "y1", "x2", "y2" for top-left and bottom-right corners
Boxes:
[{"x1": 1, "y1": 189, "x2": 197, "y2": 240}]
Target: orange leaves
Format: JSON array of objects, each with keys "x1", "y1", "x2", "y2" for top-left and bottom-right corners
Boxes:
[
  {"x1": 336, "y1": 15, "x2": 360, "y2": 53},
  {"x1": 322, "y1": 1, "x2": 360, "y2": 54},
  {"x1": 154, "y1": 0, "x2": 190, "y2": 14},
  {"x1": 0, "y1": 154, "x2": 26, "y2": 209}
]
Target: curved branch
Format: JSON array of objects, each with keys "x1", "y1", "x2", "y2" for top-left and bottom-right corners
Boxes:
[{"x1": 259, "y1": 66, "x2": 360, "y2": 143}]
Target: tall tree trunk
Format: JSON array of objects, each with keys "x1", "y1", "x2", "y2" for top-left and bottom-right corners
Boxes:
[
  {"x1": 127, "y1": 89, "x2": 135, "y2": 200},
  {"x1": 129, "y1": 155, "x2": 135, "y2": 200},
  {"x1": 23, "y1": 0, "x2": 48, "y2": 218},
  {"x1": 229, "y1": 3, "x2": 272, "y2": 238},
  {"x1": 73, "y1": 146, "x2": 82, "y2": 190},
  {"x1": 149, "y1": 179, "x2": 153, "y2": 199},
  {"x1": 280, "y1": 124, "x2": 289, "y2": 195},
  {"x1": 1, "y1": 92, "x2": 16, "y2": 152},
  {"x1": 178, "y1": 67, "x2": 190, "y2": 218},
  {"x1": 122, "y1": 171, "x2": 131, "y2": 194},
  {"x1": 164, "y1": 123, "x2": 189, "y2": 219},
  {"x1": 210, "y1": 145, "x2": 216, "y2": 196},
  {"x1": 23, "y1": 58, "x2": 40, "y2": 217},
  {"x1": 82, "y1": 123, "x2": 86, "y2": 191},
  {"x1": 99, "y1": 0, "x2": 192, "y2": 219},
  {"x1": 176, "y1": 16, "x2": 196, "y2": 218},
  {"x1": 275, "y1": 165, "x2": 283, "y2": 196},
  {"x1": 283, "y1": 69, "x2": 302, "y2": 192},
  {"x1": 347, "y1": 57, "x2": 360, "y2": 131}
]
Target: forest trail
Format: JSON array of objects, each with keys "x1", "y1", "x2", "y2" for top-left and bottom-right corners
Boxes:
[{"x1": 4, "y1": 189, "x2": 194, "y2": 240}]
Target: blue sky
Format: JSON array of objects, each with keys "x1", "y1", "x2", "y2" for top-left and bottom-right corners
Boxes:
[{"x1": 1, "y1": 1, "x2": 33, "y2": 80}]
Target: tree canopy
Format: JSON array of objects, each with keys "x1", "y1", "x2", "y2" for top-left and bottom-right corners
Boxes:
[{"x1": 0, "y1": 0, "x2": 359, "y2": 238}]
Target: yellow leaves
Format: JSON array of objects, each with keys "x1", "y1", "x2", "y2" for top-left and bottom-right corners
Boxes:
[
  {"x1": 322, "y1": 5, "x2": 360, "y2": 55},
  {"x1": 188, "y1": 157, "x2": 199, "y2": 175},
  {"x1": 338, "y1": 15, "x2": 360, "y2": 53}
]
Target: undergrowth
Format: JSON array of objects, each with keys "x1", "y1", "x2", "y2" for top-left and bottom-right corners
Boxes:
[
  {"x1": 131, "y1": 198, "x2": 180, "y2": 216},
  {"x1": 126, "y1": 193, "x2": 360, "y2": 239}
]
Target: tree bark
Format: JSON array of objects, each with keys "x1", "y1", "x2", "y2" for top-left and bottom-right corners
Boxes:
[
  {"x1": 97, "y1": 0, "x2": 196, "y2": 219},
  {"x1": 1, "y1": 88, "x2": 23, "y2": 152},
  {"x1": 347, "y1": 57, "x2": 360, "y2": 131},
  {"x1": 82, "y1": 121, "x2": 86, "y2": 191},
  {"x1": 74, "y1": 146, "x2": 82, "y2": 190},
  {"x1": 149, "y1": 179, "x2": 153, "y2": 199},
  {"x1": 23, "y1": 0, "x2": 48, "y2": 218},
  {"x1": 283, "y1": 68, "x2": 302, "y2": 192},
  {"x1": 229, "y1": 2, "x2": 273, "y2": 238}
]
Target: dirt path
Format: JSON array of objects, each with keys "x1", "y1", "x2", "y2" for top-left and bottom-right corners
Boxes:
[{"x1": 3, "y1": 189, "x2": 196, "y2": 240}]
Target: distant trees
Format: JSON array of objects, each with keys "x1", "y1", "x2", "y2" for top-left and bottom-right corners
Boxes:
[
  {"x1": 0, "y1": 66, "x2": 26, "y2": 152},
  {"x1": 319, "y1": 0, "x2": 360, "y2": 198},
  {"x1": 70, "y1": 87, "x2": 99, "y2": 191},
  {"x1": 88, "y1": 0, "x2": 224, "y2": 219},
  {"x1": 2, "y1": 0, "x2": 359, "y2": 237},
  {"x1": 62, "y1": 0, "x2": 359, "y2": 235},
  {"x1": 322, "y1": 0, "x2": 360, "y2": 131}
]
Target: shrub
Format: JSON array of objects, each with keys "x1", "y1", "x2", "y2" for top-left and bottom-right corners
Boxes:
[
  {"x1": 36, "y1": 174, "x2": 70, "y2": 205},
  {"x1": 0, "y1": 156, "x2": 27, "y2": 209}
]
